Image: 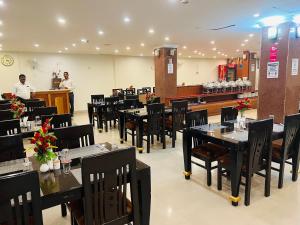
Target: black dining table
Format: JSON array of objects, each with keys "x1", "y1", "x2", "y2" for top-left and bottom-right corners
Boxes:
[
  {"x1": 0, "y1": 143, "x2": 151, "y2": 225},
  {"x1": 118, "y1": 108, "x2": 172, "y2": 153},
  {"x1": 182, "y1": 121, "x2": 284, "y2": 206}
]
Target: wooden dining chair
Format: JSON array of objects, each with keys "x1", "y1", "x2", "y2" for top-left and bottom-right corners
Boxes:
[
  {"x1": 271, "y1": 113, "x2": 300, "y2": 188},
  {"x1": 124, "y1": 89, "x2": 135, "y2": 96},
  {"x1": 41, "y1": 114, "x2": 72, "y2": 129},
  {"x1": 125, "y1": 95, "x2": 138, "y2": 100},
  {"x1": 221, "y1": 106, "x2": 238, "y2": 125},
  {"x1": 0, "y1": 134, "x2": 25, "y2": 162},
  {"x1": 0, "y1": 171, "x2": 43, "y2": 225},
  {"x1": 166, "y1": 101, "x2": 188, "y2": 148},
  {"x1": 186, "y1": 109, "x2": 227, "y2": 186},
  {"x1": 123, "y1": 99, "x2": 140, "y2": 146},
  {"x1": 137, "y1": 89, "x2": 144, "y2": 95},
  {"x1": 142, "y1": 87, "x2": 151, "y2": 93},
  {"x1": 33, "y1": 106, "x2": 57, "y2": 118},
  {"x1": 143, "y1": 103, "x2": 166, "y2": 153},
  {"x1": 91, "y1": 95, "x2": 105, "y2": 104},
  {"x1": 0, "y1": 109, "x2": 14, "y2": 121},
  {"x1": 217, "y1": 119, "x2": 273, "y2": 206},
  {"x1": 101, "y1": 97, "x2": 119, "y2": 132},
  {"x1": 25, "y1": 100, "x2": 46, "y2": 120},
  {"x1": 68, "y1": 147, "x2": 140, "y2": 225},
  {"x1": 146, "y1": 97, "x2": 160, "y2": 105},
  {"x1": 0, "y1": 103, "x2": 11, "y2": 110},
  {"x1": 0, "y1": 119, "x2": 21, "y2": 136},
  {"x1": 0, "y1": 99, "x2": 10, "y2": 104},
  {"x1": 54, "y1": 124, "x2": 95, "y2": 151}
]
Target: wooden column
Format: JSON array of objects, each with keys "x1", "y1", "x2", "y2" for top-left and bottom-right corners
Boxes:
[
  {"x1": 258, "y1": 22, "x2": 300, "y2": 123},
  {"x1": 154, "y1": 47, "x2": 177, "y2": 103},
  {"x1": 249, "y1": 52, "x2": 257, "y2": 91}
]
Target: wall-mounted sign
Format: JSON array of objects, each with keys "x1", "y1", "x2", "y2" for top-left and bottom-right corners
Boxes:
[
  {"x1": 251, "y1": 64, "x2": 255, "y2": 72},
  {"x1": 267, "y1": 61, "x2": 279, "y2": 79},
  {"x1": 168, "y1": 63, "x2": 174, "y2": 74},
  {"x1": 269, "y1": 45, "x2": 278, "y2": 62},
  {"x1": 291, "y1": 58, "x2": 299, "y2": 76}
]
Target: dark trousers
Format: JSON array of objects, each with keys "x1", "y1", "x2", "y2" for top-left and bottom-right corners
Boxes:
[{"x1": 69, "y1": 92, "x2": 74, "y2": 116}]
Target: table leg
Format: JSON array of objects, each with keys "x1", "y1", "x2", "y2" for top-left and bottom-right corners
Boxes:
[
  {"x1": 183, "y1": 129, "x2": 192, "y2": 179},
  {"x1": 292, "y1": 143, "x2": 300, "y2": 181},
  {"x1": 61, "y1": 203, "x2": 67, "y2": 217},
  {"x1": 96, "y1": 106, "x2": 103, "y2": 132},
  {"x1": 136, "y1": 118, "x2": 144, "y2": 153},
  {"x1": 138, "y1": 166, "x2": 151, "y2": 225},
  {"x1": 119, "y1": 112, "x2": 125, "y2": 144},
  {"x1": 229, "y1": 145, "x2": 243, "y2": 206},
  {"x1": 87, "y1": 104, "x2": 93, "y2": 125}
]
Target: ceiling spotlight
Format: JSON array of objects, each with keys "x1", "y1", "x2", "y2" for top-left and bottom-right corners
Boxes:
[
  {"x1": 0, "y1": 43, "x2": 2, "y2": 47},
  {"x1": 140, "y1": 53, "x2": 144, "y2": 57},
  {"x1": 64, "y1": 47, "x2": 68, "y2": 51},
  {"x1": 0, "y1": 32, "x2": 3, "y2": 37},
  {"x1": 260, "y1": 15, "x2": 286, "y2": 27},
  {"x1": 236, "y1": 49, "x2": 240, "y2": 52},
  {"x1": 178, "y1": 53, "x2": 182, "y2": 56},
  {"x1": 0, "y1": 20, "x2": 3, "y2": 26},
  {"x1": 57, "y1": 17, "x2": 66, "y2": 25},
  {"x1": 217, "y1": 51, "x2": 221, "y2": 54},
  {"x1": 182, "y1": 45, "x2": 187, "y2": 49},
  {"x1": 140, "y1": 43, "x2": 145, "y2": 47},
  {"x1": 244, "y1": 39, "x2": 249, "y2": 42},
  {"x1": 148, "y1": 28, "x2": 155, "y2": 34},
  {"x1": 98, "y1": 30, "x2": 104, "y2": 35},
  {"x1": 293, "y1": 15, "x2": 300, "y2": 24},
  {"x1": 34, "y1": 43, "x2": 39, "y2": 48},
  {"x1": 225, "y1": 54, "x2": 228, "y2": 57},
  {"x1": 72, "y1": 43, "x2": 76, "y2": 47},
  {"x1": 80, "y1": 38, "x2": 88, "y2": 43},
  {"x1": 0, "y1": 1, "x2": 4, "y2": 7},
  {"x1": 253, "y1": 13, "x2": 260, "y2": 18},
  {"x1": 254, "y1": 24, "x2": 261, "y2": 29},
  {"x1": 58, "y1": 50, "x2": 62, "y2": 53},
  {"x1": 193, "y1": 50, "x2": 198, "y2": 54},
  {"x1": 123, "y1": 17, "x2": 131, "y2": 23},
  {"x1": 188, "y1": 56, "x2": 191, "y2": 58},
  {"x1": 0, "y1": 48, "x2": 2, "y2": 51},
  {"x1": 210, "y1": 41, "x2": 215, "y2": 45},
  {"x1": 212, "y1": 47, "x2": 217, "y2": 51},
  {"x1": 126, "y1": 46, "x2": 131, "y2": 50},
  {"x1": 222, "y1": 53, "x2": 225, "y2": 56},
  {"x1": 213, "y1": 56, "x2": 217, "y2": 59},
  {"x1": 96, "y1": 47, "x2": 100, "y2": 51},
  {"x1": 241, "y1": 43, "x2": 245, "y2": 46},
  {"x1": 249, "y1": 33, "x2": 254, "y2": 37},
  {"x1": 114, "y1": 49, "x2": 119, "y2": 53},
  {"x1": 202, "y1": 53, "x2": 205, "y2": 56},
  {"x1": 164, "y1": 36, "x2": 170, "y2": 41}
]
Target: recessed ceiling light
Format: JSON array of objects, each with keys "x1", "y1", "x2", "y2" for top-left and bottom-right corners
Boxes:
[
  {"x1": 212, "y1": 47, "x2": 217, "y2": 51},
  {"x1": 34, "y1": 43, "x2": 39, "y2": 48},
  {"x1": 198, "y1": 52, "x2": 202, "y2": 55},
  {"x1": 126, "y1": 46, "x2": 131, "y2": 50},
  {"x1": 57, "y1": 17, "x2": 66, "y2": 25},
  {"x1": 188, "y1": 56, "x2": 192, "y2": 58},
  {"x1": 164, "y1": 36, "x2": 170, "y2": 41},
  {"x1": 249, "y1": 33, "x2": 254, "y2": 37},
  {"x1": 0, "y1": 48, "x2": 2, "y2": 51},
  {"x1": 114, "y1": 49, "x2": 119, "y2": 53},
  {"x1": 58, "y1": 50, "x2": 62, "y2": 53},
  {"x1": 241, "y1": 43, "x2": 245, "y2": 46},
  {"x1": 0, "y1": 1, "x2": 4, "y2": 7},
  {"x1": 148, "y1": 28, "x2": 155, "y2": 34},
  {"x1": 253, "y1": 13, "x2": 260, "y2": 18},
  {"x1": 210, "y1": 41, "x2": 215, "y2": 45},
  {"x1": 182, "y1": 45, "x2": 187, "y2": 49},
  {"x1": 0, "y1": 20, "x2": 3, "y2": 26},
  {"x1": 202, "y1": 53, "x2": 205, "y2": 56},
  {"x1": 178, "y1": 53, "x2": 182, "y2": 56},
  {"x1": 96, "y1": 47, "x2": 100, "y2": 51},
  {"x1": 236, "y1": 49, "x2": 240, "y2": 52},
  {"x1": 225, "y1": 54, "x2": 228, "y2": 57},
  {"x1": 213, "y1": 56, "x2": 217, "y2": 59},
  {"x1": 123, "y1": 17, "x2": 131, "y2": 23},
  {"x1": 244, "y1": 39, "x2": 249, "y2": 42},
  {"x1": 193, "y1": 50, "x2": 198, "y2": 54},
  {"x1": 64, "y1": 47, "x2": 68, "y2": 51},
  {"x1": 98, "y1": 30, "x2": 104, "y2": 35},
  {"x1": 72, "y1": 43, "x2": 76, "y2": 47},
  {"x1": 140, "y1": 42, "x2": 145, "y2": 47},
  {"x1": 140, "y1": 53, "x2": 144, "y2": 57},
  {"x1": 0, "y1": 43, "x2": 2, "y2": 47},
  {"x1": 80, "y1": 38, "x2": 88, "y2": 43},
  {"x1": 0, "y1": 32, "x2": 3, "y2": 37}
]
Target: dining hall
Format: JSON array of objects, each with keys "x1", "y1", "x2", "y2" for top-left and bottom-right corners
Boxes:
[{"x1": 0, "y1": 1, "x2": 300, "y2": 225}]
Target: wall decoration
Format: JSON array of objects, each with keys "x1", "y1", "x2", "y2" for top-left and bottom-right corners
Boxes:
[
  {"x1": 291, "y1": 58, "x2": 299, "y2": 76},
  {"x1": 1, "y1": 55, "x2": 14, "y2": 66},
  {"x1": 267, "y1": 61, "x2": 279, "y2": 79}
]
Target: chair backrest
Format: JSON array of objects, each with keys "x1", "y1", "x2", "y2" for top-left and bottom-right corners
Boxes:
[
  {"x1": 25, "y1": 100, "x2": 46, "y2": 112},
  {"x1": 125, "y1": 95, "x2": 138, "y2": 100},
  {"x1": 123, "y1": 99, "x2": 139, "y2": 110},
  {"x1": 33, "y1": 107, "x2": 57, "y2": 118},
  {"x1": 282, "y1": 113, "x2": 300, "y2": 158},
  {"x1": 142, "y1": 87, "x2": 151, "y2": 93},
  {"x1": 186, "y1": 110, "x2": 208, "y2": 128},
  {"x1": 0, "y1": 134, "x2": 25, "y2": 162},
  {"x1": 81, "y1": 147, "x2": 140, "y2": 225},
  {"x1": 147, "y1": 97, "x2": 160, "y2": 105},
  {"x1": 221, "y1": 106, "x2": 238, "y2": 124},
  {"x1": 246, "y1": 119, "x2": 273, "y2": 174},
  {"x1": 0, "y1": 171, "x2": 43, "y2": 225},
  {"x1": 54, "y1": 124, "x2": 95, "y2": 151},
  {"x1": 0, "y1": 103, "x2": 11, "y2": 110},
  {"x1": 152, "y1": 87, "x2": 155, "y2": 93},
  {"x1": 0, "y1": 110, "x2": 14, "y2": 121},
  {"x1": 91, "y1": 95, "x2": 105, "y2": 104},
  {"x1": 172, "y1": 101, "x2": 188, "y2": 131},
  {"x1": 136, "y1": 89, "x2": 144, "y2": 95},
  {"x1": 147, "y1": 103, "x2": 165, "y2": 135},
  {"x1": 41, "y1": 114, "x2": 72, "y2": 129},
  {"x1": 0, "y1": 99, "x2": 10, "y2": 104},
  {"x1": 0, "y1": 119, "x2": 21, "y2": 136},
  {"x1": 124, "y1": 89, "x2": 135, "y2": 95}
]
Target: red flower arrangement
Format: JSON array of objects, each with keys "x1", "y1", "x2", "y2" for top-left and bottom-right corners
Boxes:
[
  {"x1": 10, "y1": 94, "x2": 25, "y2": 119},
  {"x1": 30, "y1": 118, "x2": 57, "y2": 164},
  {"x1": 235, "y1": 98, "x2": 252, "y2": 116},
  {"x1": 146, "y1": 92, "x2": 156, "y2": 104}
]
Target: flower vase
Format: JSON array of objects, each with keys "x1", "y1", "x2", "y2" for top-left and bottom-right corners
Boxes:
[
  {"x1": 237, "y1": 111, "x2": 246, "y2": 130},
  {"x1": 39, "y1": 163, "x2": 50, "y2": 173}
]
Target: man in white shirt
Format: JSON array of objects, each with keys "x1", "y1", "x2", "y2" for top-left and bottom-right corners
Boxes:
[
  {"x1": 59, "y1": 71, "x2": 75, "y2": 116},
  {"x1": 12, "y1": 74, "x2": 35, "y2": 100}
]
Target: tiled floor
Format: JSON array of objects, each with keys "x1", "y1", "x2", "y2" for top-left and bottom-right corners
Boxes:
[{"x1": 42, "y1": 110, "x2": 300, "y2": 225}]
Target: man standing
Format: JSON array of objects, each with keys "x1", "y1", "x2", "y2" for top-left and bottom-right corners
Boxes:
[
  {"x1": 59, "y1": 72, "x2": 75, "y2": 116},
  {"x1": 12, "y1": 74, "x2": 35, "y2": 100}
]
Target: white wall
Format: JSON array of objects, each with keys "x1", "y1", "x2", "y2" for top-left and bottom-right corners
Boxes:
[{"x1": 0, "y1": 52, "x2": 225, "y2": 111}]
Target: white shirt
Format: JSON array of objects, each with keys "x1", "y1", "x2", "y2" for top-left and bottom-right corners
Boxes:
[
  {"x1": 59, "y1": 79, "x2": 75, "y2": 92},
  {"x1": 13, "y1": 82, "x2": 35, "y2": 99}
]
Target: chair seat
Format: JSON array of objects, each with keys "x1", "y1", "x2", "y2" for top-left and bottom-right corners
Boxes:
[
  {"x1": 192, "y1": 143, "x2": 227, "y2": 161},
  {"x1": 126, "y1": 121, "x2": 136, "y2": 130},
  {"x1": 272, "y1": 139, "x2": 283, "y2": 160},
  {"x1": 68, "y1": 198, "x2": 133, "y2": 225}
]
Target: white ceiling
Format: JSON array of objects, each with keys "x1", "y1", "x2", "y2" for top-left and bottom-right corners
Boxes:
[{"x1": 0, "y1": 0, "x2": 299, "y2": 58}]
